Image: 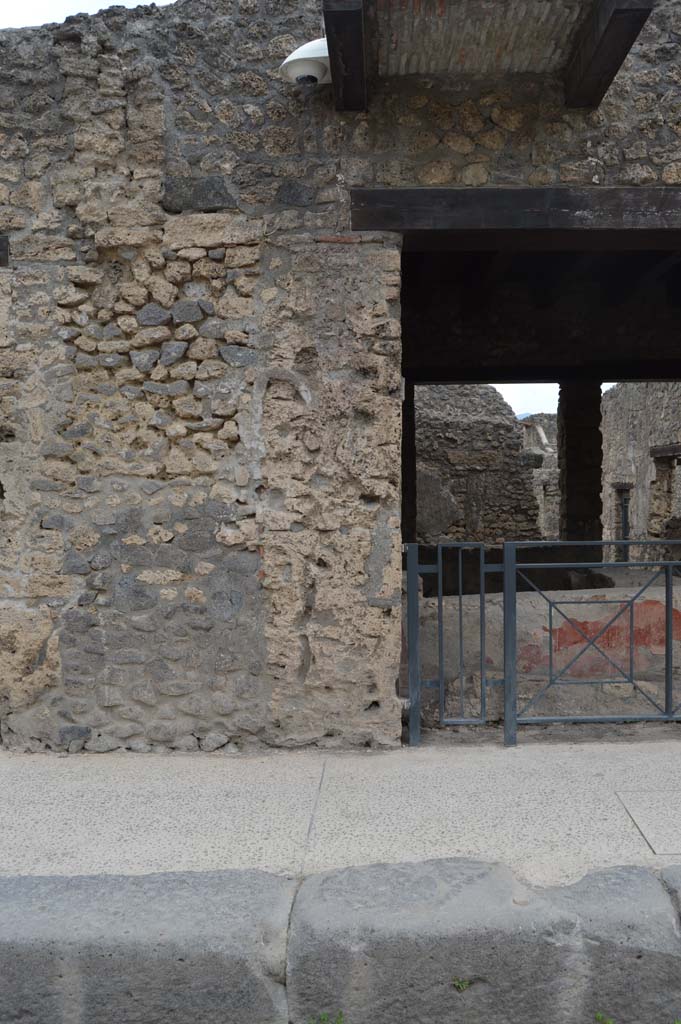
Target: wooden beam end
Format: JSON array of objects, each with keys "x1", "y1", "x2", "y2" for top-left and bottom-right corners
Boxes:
[
  {"x1": 323, "y1": 0, "x2": 368, "y2": 112},
  {"x1": 565, "y1": 0, "x2": 654, "y2": 108}
]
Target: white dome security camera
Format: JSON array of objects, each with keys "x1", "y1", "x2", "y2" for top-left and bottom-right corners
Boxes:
[{"x1": 280, "y1": 38, "x2": 331, "y2": 86}]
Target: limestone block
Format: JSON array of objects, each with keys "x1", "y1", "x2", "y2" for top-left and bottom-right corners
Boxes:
[
  {"x1": 95, "y1": 226, "x2": 163, "y2": 247},
  {"x1": 0, "y1": 605, "x2": 61, "y2": 713},
  {"x1": 192, "y1": 257, "x2": 228, "y2": 279},
  {"x1": 188, "y1": 337, "x2": 218, "y2": 359},
  {"x1": 67, "y1": 266, "x2": 104, "y2": 287},
  {"x1": 119, "y1": 283, "x2": 148, "y2": 307},
  {"x1": 148, "y1": 275, "x2": 178, "y2": 307},
  {"x1": 55, "y1": 284, "x2": 89, "y2": 307},
  {"x1": 164, "y1": 259, "x2": 192, "y2": 285},
  {"x1": 662, "y1": 161, "x2": 681, "y2": 184},
  {"x1": 0, "y1": 272, "x2": 10, "y2": 349},
  {"x1": 163, "y1": 213, "x2": 263, "y2": 251},
  {"x1": 223, "y1": 245, "x2": 260, "y2": 268},
  {"x1": 175, "y1": 323, "x2": 199, "y2": 342},
  {"x1": 177, "y1": 248, "x2": 207, "y2": 261},
  {"x1": 9, "y1": 234, "x2": 76, "y2": 262}
]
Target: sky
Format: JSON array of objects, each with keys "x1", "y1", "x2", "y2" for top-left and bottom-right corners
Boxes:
[
  {"x1": 0, "y1": 0, "x2": 173, "y2": 28},
  {"x1": 494, "y1": 382, "x2": 616, "y2": 417}
]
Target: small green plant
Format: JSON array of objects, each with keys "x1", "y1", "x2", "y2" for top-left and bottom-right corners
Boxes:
[
  {"x1": 595, "y1": 1016, "x2": 681, "y2": 1023},
  {"x1": 308, "y1": 1014, "x2": 344, "y2": 1024},
  {"x1": 452, "y1": 977, "x2": 472, "y2": 992}
]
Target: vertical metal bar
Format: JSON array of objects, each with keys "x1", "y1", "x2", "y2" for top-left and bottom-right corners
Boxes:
[
  {"x1": 665, "y1": 563, "x2": 674, "y2": 716},
  {"x1": 401, "y1": 380, "x2": 417, "y2": 543},
  {"x1": 437, "y1": 544, "x2": 445, "y2": 724},
  {"x1": 458, "y1": 546, "x2": 465, "y2": 718},
  {"x1": 406, "y1": 543, "x2": 421, "y2": 745},
  {"x1": 480, "y1": 545, "x2": 487, "y2": 722},
  {"x1": 503, "y1": 542, "x2": 518, "y2": 746},
  {"x1": 548, "y1": 600, "x2": 553, "y2": 685},
  {"x1": 629, "y1": 598, "x2": 634, "y2": 684},
  {"x1": 622, "y1": 494, "x2": 630, "y2": 562}
]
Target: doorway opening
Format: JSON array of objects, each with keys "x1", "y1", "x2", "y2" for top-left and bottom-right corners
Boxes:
[{"x1": 398, "y1": 246, "x2": 681, "y2": 734}]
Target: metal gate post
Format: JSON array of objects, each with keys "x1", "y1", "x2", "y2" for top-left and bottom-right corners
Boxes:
[
  {"x1": 406, "y1": 543, "x2": 421, "y2": 746},
  {"x1": 503, "y1": 542, "x2": 518, "y2": 746},
  {"x1": 665, "y1": 562, "x2": 674, "y2": 716}
]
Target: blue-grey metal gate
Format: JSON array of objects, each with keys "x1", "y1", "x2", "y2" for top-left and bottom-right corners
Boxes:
[{"x1": 405, "y1": 539, "x2": 681, "y2": 746}]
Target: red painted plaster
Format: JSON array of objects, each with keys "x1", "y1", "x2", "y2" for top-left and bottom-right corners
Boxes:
[{"x1": 517, "y1": 600, "x2": 681, "y2": 678}]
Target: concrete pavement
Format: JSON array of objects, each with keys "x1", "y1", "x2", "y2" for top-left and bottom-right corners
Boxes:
[
  {"x1": 5, "y1": 733, "x2": 681, "y2": 1023},
  {"x1": 4, "y1": 727, "x2": 681, "y2": 884}
]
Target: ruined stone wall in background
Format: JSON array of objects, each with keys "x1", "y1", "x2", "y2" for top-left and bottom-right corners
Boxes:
[
  {"x1": 602, "y1": 383, "x2": 681, "y2": 547},
  {"x1": 521, "y1": 414, "x2": 559, "y2": 540},
  {"x1": 415, "y1": 385, "x2": 540, "y2": 544},
  {"x1": 0, "y1": 0, "x2": 680, "y2": 749}
]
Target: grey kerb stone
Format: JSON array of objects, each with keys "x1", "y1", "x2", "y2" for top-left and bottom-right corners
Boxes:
[
  {"x1": 0, "y1": 869, "x2": 295, "y2": 1024},
  {"x1": 3, "y1": 859, "x2": 681, "y2": 1024}
]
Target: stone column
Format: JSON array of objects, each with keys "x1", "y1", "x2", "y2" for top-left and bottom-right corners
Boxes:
[{"x1": 557, "y1": 380, "x2": 603, "y2": 541}]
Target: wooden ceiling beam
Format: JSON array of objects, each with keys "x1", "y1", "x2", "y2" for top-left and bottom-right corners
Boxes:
[
  {"x1": 322, "y1": 0, "x2": 368, "y2": 112},
  {"x1": 565, "y1": 0, "x2": 654, "y2": 108}
]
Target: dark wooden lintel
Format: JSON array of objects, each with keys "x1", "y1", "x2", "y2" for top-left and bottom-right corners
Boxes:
[
  {"x1": 323, "y1": 0, "x2": 368, "y2": 112},
  {"x1": 351, "y1": 187, "x2": 681, "y2": 236},
  {"x1": 0, "y1": 236, "x2": 8, "y2": 268},
  {"x1": 650, "y1": 444, "x2": 681, "y2": 460},
  {"x1": 565, "y1": 0, "x2": 654, "y2": 108},
  {"x1": 402, "y1": 229, "x2": 681, "y2": 253}
]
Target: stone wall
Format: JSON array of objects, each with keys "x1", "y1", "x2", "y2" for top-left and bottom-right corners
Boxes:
[
  {"x1": 602, "y1": 382, "x2": 681, "y2": 549},
  {"x1": 415, "y1": 384, "x2": 540, "y2": 544},
  {"x1": 1, "y1": 0, "x2": 680, "y2": 750},
  {"x1": 0, "y1": 0, "x2": 402, "y2": 752}
]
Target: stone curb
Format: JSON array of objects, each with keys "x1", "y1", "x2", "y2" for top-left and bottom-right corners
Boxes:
[
  {"x1": 0, "y1": 869, "x2": 295, "y2": 1024},
  {"x1": 2, "y1": 859, "x2": 681, "y2": 1023}
]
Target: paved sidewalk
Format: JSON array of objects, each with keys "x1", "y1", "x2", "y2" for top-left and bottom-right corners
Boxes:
[{"x1": 3, "y1": 729, "x2": 681, "y2": 885}]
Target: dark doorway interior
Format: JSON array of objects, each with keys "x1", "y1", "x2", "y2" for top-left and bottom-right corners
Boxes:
[
  {"x1": 402, "y1": 246, "x2": 681, "y2": 384},
  {"x1": 401, "y1": 244, "x2": 681, "y2": 554}
]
